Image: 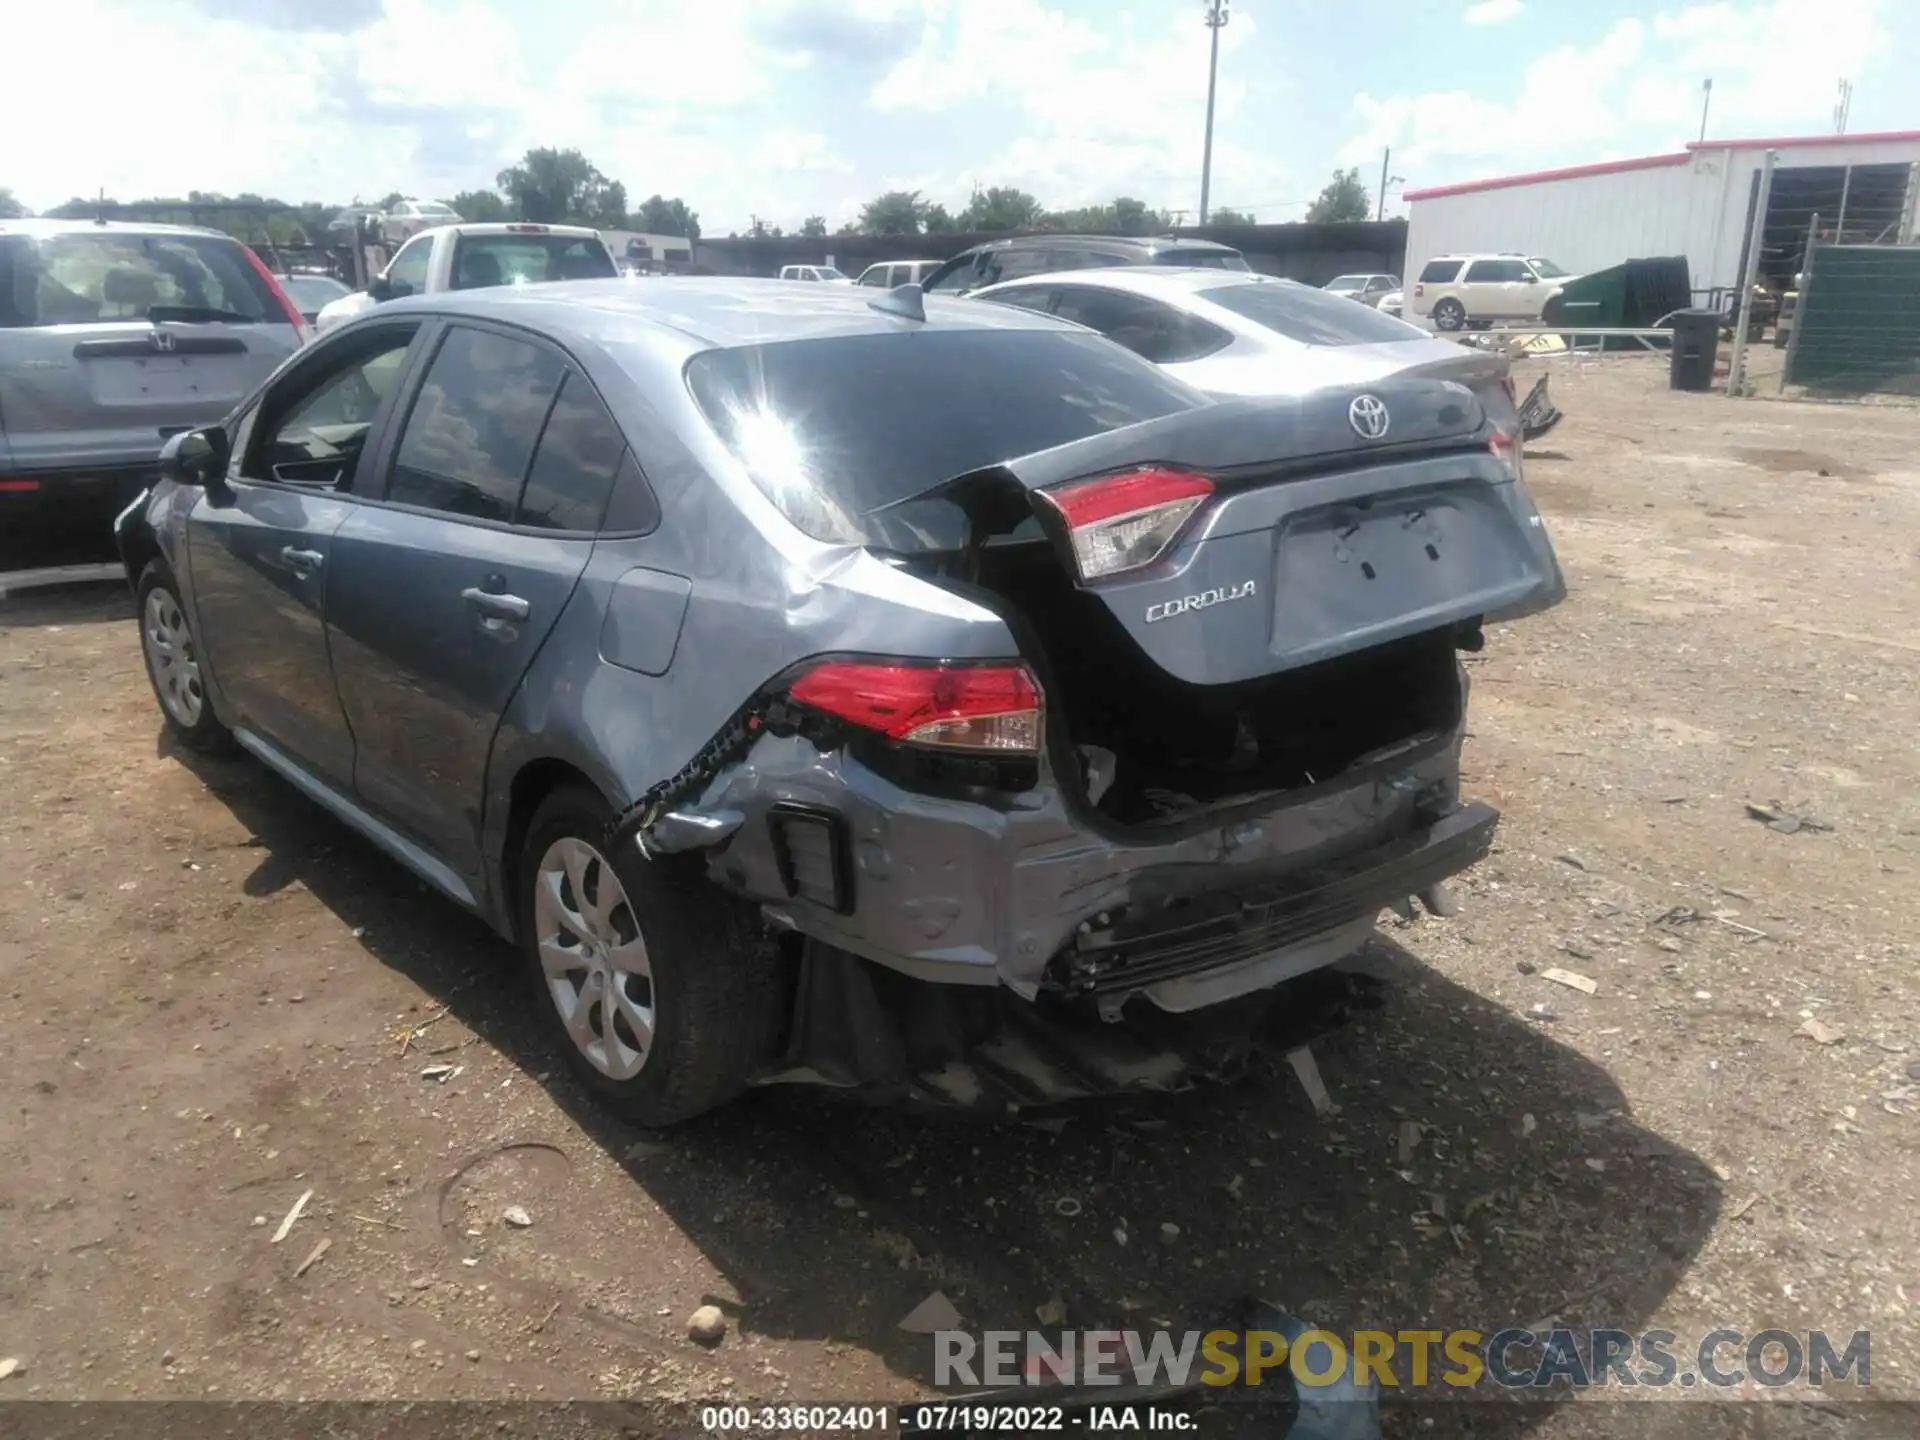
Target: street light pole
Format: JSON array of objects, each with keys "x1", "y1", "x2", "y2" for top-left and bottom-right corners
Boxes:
[{"x1": 1198, "y1": 0, "x2": 1229, "y2": 225}]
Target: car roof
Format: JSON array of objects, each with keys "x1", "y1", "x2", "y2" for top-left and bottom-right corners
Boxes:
[
  {"x1": 975, "y1": 265, "x2": 1298, "y2": 301},
  {"x1": 414, "y1": 222, "x2": 603, "y2": 241},
  {"x1": 378, "y1": 275, "x2": 1080, "y2": 350},
  {"x1": 0, "y1": 217, "x2": 234, "y2": 240},
  {"x1": 963, "y1": 233, "x2": 1241, "y2": 256}
]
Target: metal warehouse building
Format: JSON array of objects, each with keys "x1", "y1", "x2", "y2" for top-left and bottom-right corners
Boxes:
[{"x1": 1404, "y1": 130, "x2": 1920, "y2": 298}]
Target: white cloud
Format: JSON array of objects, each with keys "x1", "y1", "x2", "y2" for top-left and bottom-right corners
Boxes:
[
  {"x1": 1464, "y1": 0, "x2": 1524, "y2": 23},
  {"x1": 869, "y1": 2, "x2": 1291, "y2": 216},
  {"x1": 1344, "y1": 0, "x2": 1884, "y2": 183}
]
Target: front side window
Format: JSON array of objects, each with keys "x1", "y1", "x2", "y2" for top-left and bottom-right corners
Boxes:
[
  {"x1": 1529, "y1": 257, "x2": 1570, "y2": 279},
  {"x1": 384, "y1": 238, "x2": 433, "y2": 298},
  {"x1": 247, "y1": 326, "x2": 419, "y2": 488},
  {"x1": 388, "y1": 326, "x2": 563, "y2": 522},
  {"x1": 1463, "y1": 260, "x2": 1527, "y2": 283},
  {"x1": 1050, "y1": 287, "x2": 1231, "y2": 364},
  {"x1": 0, "y1": 231, "x2": 283, "y2": 328},
  {"x1": 1326, "y1": 276, "x2": 1367, "y2": 293}
]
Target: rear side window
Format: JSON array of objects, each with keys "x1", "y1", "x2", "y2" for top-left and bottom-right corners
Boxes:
[
  {"x1": 685, "y1": 330, "x2": 1202, "y2": 545},
  {"x1": 389, "y1": 326, "x2": 563, "y2": 522},
  {"x1": 0, "y1": 231, "x2": 283, "y2": 328},
  {"x1": 1051, "y1": 287, "x2": 1232, "y2": 364},
  {"x1": 517, "y1": 373, "x2": 626, "y2": 532},
  {"x1": 1200, "y1": 281, "x2": 1426, "y2": 346},
  {"x1": 451, "y1": 235, "x2": 617, "y2": 290},
  {"x1": 1418, "y1": 259, "x2": 1464, "y2": 283},
  {"x1": 1156, "y1": 248, "x2": 1249, "y2": 271}
]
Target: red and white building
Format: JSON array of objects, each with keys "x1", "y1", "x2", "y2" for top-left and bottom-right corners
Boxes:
[{"x1": 1403, "y1": 130, "x2": 1920, "y2": 293}]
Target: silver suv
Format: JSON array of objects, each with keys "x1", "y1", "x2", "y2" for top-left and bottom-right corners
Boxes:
[{"x1": 1, "y1": 219, "x2": 307, "y2": 567}]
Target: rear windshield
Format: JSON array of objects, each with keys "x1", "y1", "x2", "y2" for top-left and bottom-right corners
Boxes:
[
  {"x1": 1200, "y1": 281, "x2": 1427, "y2": 346},
  {"x1": 0, "y1": 231, "x2": 284, "y2": 328},
  {"x1": 449, "y1": 234, "x2": 617, "y2": 290},
  {"x1": 1157, "y1": 248, "x2": 1249, "y2": 271},
  {"x1": 1419, "y1": 259, "x2": 1464, "y2": 283},
  {"x1": 686, "y1": 330, "x2": 1203, "y2": 546},
  {"x1": 1325, "y1": 276, "x2": 1366, "y2": 291}
]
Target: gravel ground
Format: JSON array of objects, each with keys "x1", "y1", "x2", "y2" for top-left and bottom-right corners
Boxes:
[{"x1": 1, "y1": 354, "x2": 1916, "y2": 1436}]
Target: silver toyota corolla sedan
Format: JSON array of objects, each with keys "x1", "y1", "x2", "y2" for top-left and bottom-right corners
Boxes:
[
  {"x1": 117, "y1": 278, "x2": 1564, "y2": 1125},
  {"x1": 971, "y1": 266, "x2": 1524, "y2": 431}
]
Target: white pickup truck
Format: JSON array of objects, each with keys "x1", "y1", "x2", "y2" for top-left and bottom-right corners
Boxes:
[{"x1": 316, "y1": 222, "x2": 621, "y2": 332}]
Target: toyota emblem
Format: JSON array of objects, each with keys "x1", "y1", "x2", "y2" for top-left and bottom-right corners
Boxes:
[{"x1": 1348, "y1": 393, "x2": 1389, "y2": 440}]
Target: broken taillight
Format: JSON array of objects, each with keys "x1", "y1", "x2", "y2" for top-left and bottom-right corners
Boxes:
[
  {"x1": 788, "y1": 660, "x2": 1044, "y2": 752},
  {"x1": 1489, "y1": 428, "x2": 1522, "y2": 481},
  {"x1": 1036, "y1": 466, "x2": 1213, "y2": 582}
]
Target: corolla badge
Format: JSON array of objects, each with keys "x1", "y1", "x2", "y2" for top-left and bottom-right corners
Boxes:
[
  {"x1": 1348, "y1": 393, "x2": 1390, "y2": 440},
  {"x1": 1144, "y1": 580, "x2": 1257, "y2": 624}
]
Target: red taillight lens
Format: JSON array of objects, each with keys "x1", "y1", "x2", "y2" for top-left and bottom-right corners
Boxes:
[
  {"x1": 788, "y1": 661, "x2": 1044, "y2": 752},
  {"x1": 240, "y1": 245, "x2": 314, "y2": 340},
  {"x1": 1414, "y1": 283, "x2": 1424, "y2": 297},
  {"x1": 1489, "y1": 428, "x2": 1521, "y2": 480},
  {"x1": 1036, "y1": 467, "x2": 1213, "y2": 582},
  {"x1": 0, "y1": 479, "x2": 43, "y2": 493}
]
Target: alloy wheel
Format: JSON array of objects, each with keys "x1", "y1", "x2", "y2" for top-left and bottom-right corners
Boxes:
[{"x1": 532, "y1": 837, "x2": 654, "y2": 1080}]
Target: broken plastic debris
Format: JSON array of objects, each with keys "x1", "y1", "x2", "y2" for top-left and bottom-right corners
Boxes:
[
  {"x1": 897, "y1": 1291, "x2": 963, "y2": 1334},
  {"x1": 294, "y1": 1237, "x2": 331, "y2": 1277},
  {"x1": 270, "y1": 1188, "x2": 312, "y2": 1244},
  {"x1": 1798, "y1": 1017, "x2": 1846, "y2": 1045},
  {"x1": 1541, "y1": 967, "x2": 1598, "y2": 996},
  {"x1": 1287, "y1": 1046, "x2": 1337, "y2": 1116}
]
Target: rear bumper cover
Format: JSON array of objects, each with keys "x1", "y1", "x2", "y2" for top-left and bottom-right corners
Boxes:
[{"x1": 686, "y1": 715, "x2": 1488, "y2": 1000}]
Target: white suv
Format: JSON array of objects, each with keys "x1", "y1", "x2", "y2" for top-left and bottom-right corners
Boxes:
[
  {"x1": 779, "y1": 264, "x2": 851, "y2": 284},
  {"x1": 1410, "y1": 253, "x2": 1574, "y2": 331}
]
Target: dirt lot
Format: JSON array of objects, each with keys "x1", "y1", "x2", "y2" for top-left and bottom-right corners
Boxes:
[{"x1": 2, "y1": 356, "x2": 1917, "y2": 1434}]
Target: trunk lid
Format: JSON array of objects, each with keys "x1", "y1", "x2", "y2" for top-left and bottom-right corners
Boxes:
[{"x1": 992, "y1": 377, "x2": 1563, "y2": 687}]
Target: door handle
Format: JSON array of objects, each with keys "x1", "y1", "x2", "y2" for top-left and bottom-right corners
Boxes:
[
  {"x1": 281, "y1": 547, "x2": 324, "y2": 574},
  {"x1": 461, "y1": 587, "x2": 530, "y2": 622}
]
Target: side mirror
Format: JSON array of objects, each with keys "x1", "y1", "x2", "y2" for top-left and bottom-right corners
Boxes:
[
  {"x1": 160, "y1": 427, "x2": 232, "y2": 501},
  {"x1": 368, "y1": 276, "x2": 394, "y2": 302}
]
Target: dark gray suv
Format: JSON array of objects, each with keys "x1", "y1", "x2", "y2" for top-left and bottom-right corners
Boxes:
[
  {"x1": 117, "y1": 278, "x2": 1564, "y2": 1125},
  {"x1": 1, "y1": 219, "x2": 308, "y2": 568}
]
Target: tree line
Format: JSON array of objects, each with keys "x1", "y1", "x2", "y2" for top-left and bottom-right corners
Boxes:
[
  {"x1": 0, "y1": 158, "x2": 1377, "y2": 246},
  {"x1": 0, "y1": 148, "x2": 701, "y2": 247}
]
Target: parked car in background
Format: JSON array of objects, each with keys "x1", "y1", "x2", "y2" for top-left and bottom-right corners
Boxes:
[
  {"x1": 325, "y1": 205, "x2": 386, "y2": 242},
  {"x1": 381, "y1": 199, "x2": 463, "y2": 248},
  {"x1": 0, "y1": 218, "x2": 307, "y2": 570},
  {"x1": 1408, "y1": 253, "x2": 1576, "y2": 331},
  {"x1": 778, "y1": 264, "x2": 852, "y2": 283},
  {"x1": 921, "y1": 233, "x2": 1248, "y2": 295},
  {"x1": 1377, "y1": 287, "x2": 1405, "y2": 318},
  {"x1": 855, "y1": 259, "x2": 942, "y2": 288},
  {"x1": 973, "y1": 266, "x2": 1524, "y2": 436},
  {"x1": 315, "y1": 223, "x2": 619, "y2": 332},
  {"x1": 276, "y1": 271, "x2": 353, "y2": 325},
  {"x1": 1324, "y1": 273, "x2": 1400, "y2": 307},
  {"x1": 119, "y1": 277, "x2": 1561, "y2": 1125}
]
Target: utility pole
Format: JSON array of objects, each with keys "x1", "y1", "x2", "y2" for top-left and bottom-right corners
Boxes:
[
  {"x1": 1833, "y1": 78, "x2": 1852, "y2": 134},
  {"x1": 1698, "y1": 78, "x2": 1712, "y2": 143},
  {"x1": 1378, "y1": 149, "x2": 1389, "y2": 222},
  {"x1": 1198, "y1": 0, "x2": 1229, "y2": 225}
]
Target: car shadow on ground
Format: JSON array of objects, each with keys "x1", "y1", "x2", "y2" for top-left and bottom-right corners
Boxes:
[
  {"x1": 0, "y1": 580, "x2": 134, "y2": 629},
  {"x1": 174, "y1": 739, "x2": 1723, "y2": 1434}
]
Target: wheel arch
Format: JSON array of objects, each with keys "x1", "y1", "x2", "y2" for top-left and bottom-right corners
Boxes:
[{"x1": 496, "y1": 755, "x2": 611, "y2": 942}]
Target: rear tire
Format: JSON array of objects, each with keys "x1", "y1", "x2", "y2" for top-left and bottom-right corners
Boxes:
[
  {"x1": 1432, "y1": 298, "x2": 1467, "y2": 332},
  {"x1": 518, "y1": 785, "x2": 785, "y2": 1126},
  {"x1": 136, "y1": 560, "x2": 234, "y2": 753}
]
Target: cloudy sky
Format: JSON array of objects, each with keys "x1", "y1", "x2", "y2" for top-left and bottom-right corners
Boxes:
[{"x1": 4, "y1": 0, "x2": 1904, "y2": 232}]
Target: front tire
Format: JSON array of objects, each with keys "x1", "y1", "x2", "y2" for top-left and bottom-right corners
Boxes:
[
  {"x1": 518, "y1": 785, "x2": 785, "y2": 1126},
  {"x1": 136, "y1": 560, "x2": 233, "y2": 753},
  {"x1": 1432, "y1": 298, "x2": 1467, "y2": 332}
]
